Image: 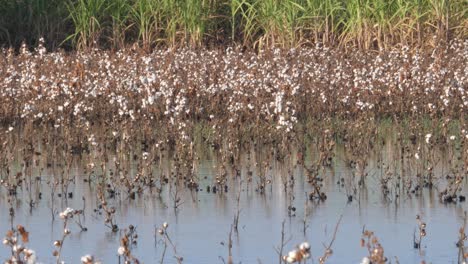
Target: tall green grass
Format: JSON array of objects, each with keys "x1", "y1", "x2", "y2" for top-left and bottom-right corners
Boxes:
[
  {"x1": 0, "y1": 0, "x2": 466, "y2": 50},
  {"x1": 159, "y1": 0, "x2": 217, "y2": 47},
  {"x1": 300, "y1": 0, "x2": 346, "y2": 46},
  {"x1": 131, "y1": 0, "x2": 159, "y2": 50},
  {"x1": 108, "y1": 0, "x2": 133, "y2": 49},
  {"x1": 65, "y1": 0, "x2": 107, "y2": 50}
]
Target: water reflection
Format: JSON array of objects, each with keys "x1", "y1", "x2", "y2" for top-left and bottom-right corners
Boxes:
[{"x1": 0, "y1": 137, "x2": 466, "y2": 263}]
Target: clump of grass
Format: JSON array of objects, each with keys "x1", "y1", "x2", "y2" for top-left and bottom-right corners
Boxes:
[
  {"x1": 65, "y1": 0, "x2": 107, "y2": 50},
  {"x1": 131, "y1": 0, "x2": 160, "y2": 50},
  {"x1": 108, "y1": 0, "x2": 133, "y2": 50},
  {"x1": 174, "y1": 0, "x2": 215, "y2": 47}
]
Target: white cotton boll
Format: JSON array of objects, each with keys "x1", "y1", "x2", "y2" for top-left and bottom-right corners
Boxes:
[
  {"x1": 13, "y1": 244, "x2": 23, "y2": 253},
  {"x1": 148, "y1": 96, "x2": 154, "y2": 105},
  {"x1": 59, "y1": 212, "x2": 66, "y2": 219},
  {"x1": 117, "y1": 246, "x2": 125, "y2": 255},
  {"x1": 81, "y1": 254, "x2": 93, "y2": 263},
  {"x1": 425, "y1": 134, "x2": 432, "y2": 144},
  {"x1": 299, "y1": 242, "x2": 311, "y2": 251},
  {"x1": 64, "y1": 207, "x2": 74, "y2": 215},
  {"x1": 287, "y1": 250, "x2": 299, "y2": 262},
  {"x1": 361, "y1": 257, "x2": 371, "y2": 264},
  {"x1": 25, "y1": 249, "x2": 37, "y2": 264}
]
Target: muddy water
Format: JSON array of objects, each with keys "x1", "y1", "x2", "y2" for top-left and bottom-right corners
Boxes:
[{"x1": 0, "y1": 142, "x2": 466, "y2": 263}]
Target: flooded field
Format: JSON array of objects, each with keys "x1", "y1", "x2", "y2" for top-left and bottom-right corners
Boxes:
[
  {"x1": 0, "y1": 120, "x2": 467, "y2": 263},
  {"x1": 0, "y1": 40, "x2": 467, "y2": 263}
]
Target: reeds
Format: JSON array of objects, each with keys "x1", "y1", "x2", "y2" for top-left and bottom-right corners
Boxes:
[
  {"x1": 65, "y1": 0, "x2": 107, "y2": 50},
  {"x1": 0, "y1": 0, "x2": 466, "y2": 50}
]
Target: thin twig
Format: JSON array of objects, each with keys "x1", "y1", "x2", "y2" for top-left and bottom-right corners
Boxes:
[{"x1": 319, "y1": 214, "x2": 343, "y2": 264}]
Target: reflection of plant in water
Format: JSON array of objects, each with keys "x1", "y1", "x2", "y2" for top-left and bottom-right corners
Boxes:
[
  {"x1": 170, "y1": 176, "x2": 183, "y2": 211},
  {"x1": 274, "y1": 221, "x2": 291, "y2": 263},
  {"x1": 456, "y1": 212, "x2": 468, "y2": 263},
  {"x1": 436, "y1": 128, "x2": 467, "y2": 204},
  {"x1": 414, "y1": 215, "x2": 427, "y2": 250},
  {"x1": 379, "y1": 166, "x2": 393, "y2": 202},
  {"x1": 306, "y1": 165, "x2": 327, "y2": 202},
  {"x1": 440, "y1": 174, "x2": 464, "y2": 203},
  {"x1": 0, "y1": 125, "x2": 466, "y2": 262},
  {"x1": 157, "y1": 222, "x2": 183, "y2": 264},
  {"x1": 96, "y1": 187, "x2": 119, "y2": 232},
  {"x1": 233, "y1": 180, "x2": 242, "y2": 231},
  {"x1": 341, "y1": 120, "x2": 377, "y2": 204},
  {"x1": 49, "y1": 180, "x2": 59, "y2": 221},
  {"x1": 317, "y1": 215, "x2": 342, "y2": 264},
  {"x1": 127, "y1": 225, "x2": 138, "y2": 246}
]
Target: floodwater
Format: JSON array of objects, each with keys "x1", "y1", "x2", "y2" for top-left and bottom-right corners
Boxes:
[{"x1": 0, "y1": 137, "x2": 466, "y2": 264}]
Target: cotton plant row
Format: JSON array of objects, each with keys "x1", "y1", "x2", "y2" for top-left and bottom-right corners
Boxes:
[{"x1": 0, "y1": 40, "x2": 466, "y2": 135}]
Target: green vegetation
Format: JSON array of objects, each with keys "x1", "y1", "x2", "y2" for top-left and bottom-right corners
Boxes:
[{"x1": 0, "y1": 0, "x2": 466, "y2": 50}]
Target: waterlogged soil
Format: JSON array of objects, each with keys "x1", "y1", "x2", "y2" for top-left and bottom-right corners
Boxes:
[
  {"x1": 0, "y1": 40, "x2": 466, "y2": 264},
  {"x1": 0, "y1": 136, "x2": 466, "y2": 263}
]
